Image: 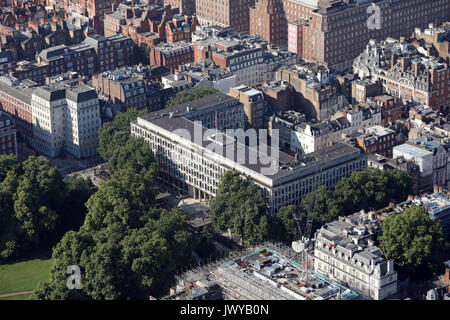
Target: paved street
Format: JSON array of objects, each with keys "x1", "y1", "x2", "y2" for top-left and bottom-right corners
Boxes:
[{"x1": 17, "y1": 141, "x2": 105, "y2": 177}]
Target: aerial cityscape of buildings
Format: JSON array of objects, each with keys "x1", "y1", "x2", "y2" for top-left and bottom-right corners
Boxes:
[{"x1": 0, "y1": 0, "x2": 449, "y2": 303}]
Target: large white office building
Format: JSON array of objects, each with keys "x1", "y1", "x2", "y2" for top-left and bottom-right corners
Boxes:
[
  {"x1": 131, "y1": 95, "x2": 367, "y2": 215},
  {"x1": 314, "y1": 211, "x2": 398, "y2": 300},
  {"x1": 31, "y1": 84, "x2": 101, "y2": 158}
]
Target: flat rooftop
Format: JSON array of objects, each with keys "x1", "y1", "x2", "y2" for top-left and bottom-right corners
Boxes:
[
  {"x1": 136, "y1": 112, "x2": 363, "y2": 186},
  {"x1": 174, "y1": 243, "x2": 358, "y2": 300},
  {"x1": 393, "y1": 143, "x2": 433, "y2": 157}
]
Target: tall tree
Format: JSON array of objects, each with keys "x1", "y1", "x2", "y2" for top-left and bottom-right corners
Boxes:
[
  {"x1": 98, "y1": 108, "x2": 148, "y2": 162},
  {"x1": 210, "y1": 170, "x2": 270, "y2": 246},
  {"x1": 379, "y1": 206, "x2": 444, "y2": 274},
  {"x1": 275, "y1": 205, "x2": 300, "y2": 244}
]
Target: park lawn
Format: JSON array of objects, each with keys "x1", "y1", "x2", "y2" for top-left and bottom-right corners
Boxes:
[
  {"x1": 0, "y1": 293, "x2": 33, "y2": 300},
  {"x1": 0, "y1": 259, "x2": 51, "y2": 295}
]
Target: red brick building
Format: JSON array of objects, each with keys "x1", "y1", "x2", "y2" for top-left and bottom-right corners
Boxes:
[
  {"x1": 0, "y1": 110, "x2": 18, "y2": 157},
  {"x1": 103, "y1": 4, "x2": 179, "y2": 44},
  {"x1": 104, "y1": 3, "x2": 197, "y2": 48},
  {"x1": 150, "y1": 41, "x2": 193, "y2": 71},
  {"x1": 281, "y1": 0, "x2": 450, "y2": 71},
  {"x1": 0, "y1": 0, "x2": 47, "y2": 30},
  {"x1": 373, "y1": 95, "x2": 403, "y2": 126},
  {"x1": 51, "y1": 0, "x2": 120, "y2": 34},
  {"x1": 356, "y1": 125, "x2": 396, "y2": 157},
  {"x1": 165, "y1": 15, "x2": 198, "y2": 44},
  {"x1": 0, "y1": 51, "x2": 16, "y2": 74},
  {"x1": 0, "y1": 74, "x2": 36, "y2": 144},
  {"x1": 163, "y1": 0, "x2": 194, "y2": 15},
  {"x1": 249, "y1": 0, "x2": 285, "y2": 46},
  {"x1": 195, "y1": 0, "x2": 255, "y2": 33},
  {"x1": 83, "y1": 34, "x2": 133, "y2": 72},
  {"x1": 384, "y1": 58, "x2": 450, "y2": 114}
]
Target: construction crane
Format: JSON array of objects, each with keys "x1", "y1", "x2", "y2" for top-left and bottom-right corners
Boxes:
[
  {"x1": 293, "y1": 156, "x2": 323, "y2": 284},
  {"x1": 293, "y1": 107, "x2": 333, "y2": 284}
]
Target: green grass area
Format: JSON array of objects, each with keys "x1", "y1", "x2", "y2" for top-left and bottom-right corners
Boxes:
[
  {"x1": 0, "y1": 258, "x2": 51, "y2": 295},
  {"x1": 0, "y1": 293, "x2": 33, "y2": 300}
]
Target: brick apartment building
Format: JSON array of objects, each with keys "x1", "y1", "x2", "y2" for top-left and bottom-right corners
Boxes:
[
  {"x1": 0, "y1": 75, "x2": 37, "y2": 144},
  {"x1": 37, "y1": 42, "x2": 96, "y2": 77},
  {"x1": 249, "y1": 0, "x2": 286, "y2": 46},
  {"x1": 0, "y1": 110, "x2": 17, "y2": 157},
  {"x1": 165, "y1": 15, "x2": 198, "y2": 44},
  {"x1": 195, "y1": 0, "x2": 255, "y2": 33},
  {"x1": 84, "y1": 34, "x2": 133, "y2": 72},
  {"x1": 354, "y1": 38, "x2": 450, "y2": 114},
  {"x1": 150, "y1": 41, "x2": 194, "y2": 71},
  {"x1": 32, "y1": 34, "x2": 133, "y2": 79},
  {"x1": 103, "y1": 3, "x2": 181, "y2": 46},
  {"x1": 52, "y1": 0, "x2": 120, "y2": 34},
  {"x1": 373, "y1": 95, "x2": 403, "y2": 126},
  {"x1": 163, "y1": 0, "x2": 195, "y2": 15},
  {"x1": 12, "y1": 59, "x2": 48, "y2": 84},
  {"x1": 281, "y1": 0, "x2": 450, "y2": 71},
  {"x1": 92, "y1": 67, "x2": 162, "y2": 112},
  {"x1": 355, "y1": 125, "x2": 395, "y2": 157},
  {"x1": 0, "y1": 51, "x2": 16, "y2": 74}
]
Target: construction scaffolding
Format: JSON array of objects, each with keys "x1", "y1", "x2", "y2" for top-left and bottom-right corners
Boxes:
[{"x1": 171, "y1": 241, "x2": 359, "y2": 300}]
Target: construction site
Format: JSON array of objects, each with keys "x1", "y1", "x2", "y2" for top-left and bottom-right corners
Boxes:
[{"x1": 170, "y1": 242, "x2": 359, "y2": 300}]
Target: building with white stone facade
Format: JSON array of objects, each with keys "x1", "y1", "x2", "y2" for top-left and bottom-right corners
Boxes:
[
  {"x1": 393, "y1": 142, "x2": 434, "y2": 192},
  {"x1": 269, "y1": 111, "x2": 357, "y2": 155},
  {"x1": 131, "y1": 95, "x2": 367, "y2": 215},
  {"x1": 313, "y1": 211, "x2": 398, "y2": 300},
  {"x1": 339, "y1": 104, "x2": 383, "y2": 133},
  {"x1": 31, "y1": 85, "x2": 101, "y2": 158},
  {"x1": 393, "y1": 136, "x2": 450, "y2": 192}
]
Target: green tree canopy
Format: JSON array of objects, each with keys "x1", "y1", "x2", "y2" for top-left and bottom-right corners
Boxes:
[
  {"x1": 165, "y1": 88, "x2": 220, "y2": 108},
  {"x1": 98, "y1": 108, "x2": 148, "y2": 162},
  {"x1": 379, "y1": 206, "x2": 444, "y2": 274},
  {"x1": 333, "y1": 168, "x2": 412, "y2": 213},
  {"x1": 296, "y1": 168, "x2": 413, "y2": 237},
  {"x1": 210, "y1": 170, "x2": 270, "y2": 246},
  {"x1": 33, "y1": 206, "x2": 194, "y2": 300},
  {"x1": 274, "y1": 205, "x2": 300, "y2": 244},
  {"x1": 0, "y1": 156, "x2": 98, "y2": 260},
  {"x1": 33, "y1": 144, "x2": 196, "y2": 299}
]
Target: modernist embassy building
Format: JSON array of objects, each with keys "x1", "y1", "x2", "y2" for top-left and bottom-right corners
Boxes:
[{"x1": 131, "y1": 94, "x2": 367, "y2": 215}]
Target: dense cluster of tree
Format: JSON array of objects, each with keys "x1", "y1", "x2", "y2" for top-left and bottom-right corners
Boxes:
[
  {"x1": 210, "y1": 170, "x2": 270, "y2": 246},
  {"x1": 297, "y1": 168, "x2": 413, "y2": 237},
  {"x1": 210, "y1": 168, "x2": 413, "y2": 246},
  {"x1": 379, "y1": 206, "x2": 444, "y2": 277},
  {"x1": 0, "y1": 155, "x2": 96, "y2": 260},
  {"x1": 165, "y1": 88, "x2": 220, "y2": 108},
  {"x1": 98, "y1": 108, "x2": 148, "y2": 165},
  {"x1": 34, "y1": 109, "x2": 197, "y2": 299}
]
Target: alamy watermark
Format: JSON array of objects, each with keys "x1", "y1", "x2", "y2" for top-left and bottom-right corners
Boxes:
[
  {"x1": 169, "y1": 121, "x2": 280, "y2": 175},
  {"x1": 367, "y1": 3, "x2": 381, "y2": 30},
  {"x1": 66, "y1": 265, "x2": 82, "y2": 290}
]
